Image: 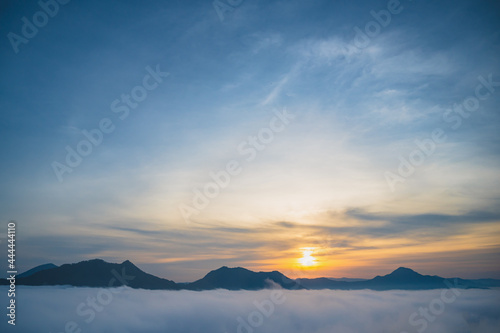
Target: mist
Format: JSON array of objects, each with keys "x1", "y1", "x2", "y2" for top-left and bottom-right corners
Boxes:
[{"x1": 1, "y1": 286, "x2": 499, "y2": 333}]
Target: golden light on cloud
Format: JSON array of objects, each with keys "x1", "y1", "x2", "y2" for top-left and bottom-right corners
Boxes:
[{"x1": 298, "y1": 248, "x2": 317, "y2": 267}]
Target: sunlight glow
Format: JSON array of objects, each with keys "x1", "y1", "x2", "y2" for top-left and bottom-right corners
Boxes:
[{"x1": 298, "y1": 248, "x2": 317, "y2": 267}]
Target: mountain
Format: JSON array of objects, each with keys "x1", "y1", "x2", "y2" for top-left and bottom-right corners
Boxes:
[
  {"x1": 468, "y1": 278, "x2": 500, "y2": 287},
  {"x1": 186, "y1": 266, "x2": 303, "y2": 290},
  {"x1": 328, "y1": 277, "x2": 368, "y2": 282},
  {"x1": 17, "y1": 263, "x2": 58, "y2": 278},
  {"x1": 297, "y1": 267, "x2": 488, "y2": 290},
  {"x1": 296, "y1": 277, "x2": 351, "y2": 290},
  {"x1": 6, "y1": 259, "x2": 178, "y2": 290},
  {"x1": 1, "y1": 261, "x2": 497, "y2": 291},
  {"x1": 361, "y1": 267, "x2": 450, "y2": 290}
]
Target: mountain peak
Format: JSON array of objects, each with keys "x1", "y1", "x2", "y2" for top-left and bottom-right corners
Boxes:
[
  {"x1": 213, "y1": 266, "x2": 249, "y2": 273},
  {"x1": 393, "y1": 267, "x2": 417, "y2": 274},
  {"x1": 84, "y1": 258, "x2": 106, "y2": 264},
  {"x1": 17, "y1": 263, "x2": 58, "y2": 278},
  {"x1": 188, "y1": 266, "x2": 299, "y2": 291},
  {"x1": 385, "y1": 267, "x2": 421, "y2": 279}
]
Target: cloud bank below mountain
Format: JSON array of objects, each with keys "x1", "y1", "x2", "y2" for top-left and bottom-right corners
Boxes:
[{"x1": 1, "y1": 287, "x2": 499, "y2": 333}]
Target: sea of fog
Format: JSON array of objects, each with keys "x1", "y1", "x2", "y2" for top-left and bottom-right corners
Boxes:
[{"x1": 1, "y1": 286, "x2": 499, "y2": 333}]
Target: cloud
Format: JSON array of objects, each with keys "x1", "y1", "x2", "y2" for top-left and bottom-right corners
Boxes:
[
  {"x1": 1, "y1": 287, "x2": 499, "y2": 333},
  {"x1": 260, "y1": 71, "x2": 291, "y2": 106},
  {"x1": 346, "y1": 209, "x2": 500, "y2": 227},
  {"x1": 7, "y1": 207, "x2": 498, "y2": 281}
]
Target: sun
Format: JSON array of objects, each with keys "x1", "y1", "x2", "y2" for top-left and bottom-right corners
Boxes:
[{"x1": 298, "y1": 248, "x2": 317, "y2": 267}]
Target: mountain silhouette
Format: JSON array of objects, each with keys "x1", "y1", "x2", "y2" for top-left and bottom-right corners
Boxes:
[
  {"x1": 296, "y1": 277, "x2": 351, "y2": 289},
  {"x1": 364, "y1": 267, "x2": 449, "y2": 290},
  {"x1": 3, "y1": 259, "x2": 178, "y2": 290},
  {"x1": 2, "y1": 261, "x2": 497, "y2": 291},
  {"x1": 186, "y1": 266, "x2": 301, "y2": 290},
  {"x1": 297, "y1": 267, "x2": 488, "y2": 290},
  {"x1": 17, "y1": 263, "x2": 58, "y2": 278}
]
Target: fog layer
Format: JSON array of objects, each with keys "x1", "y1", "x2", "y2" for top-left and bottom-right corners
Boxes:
[{"x1": 1, "y1": 287, "x2": 499, "y2": 333}]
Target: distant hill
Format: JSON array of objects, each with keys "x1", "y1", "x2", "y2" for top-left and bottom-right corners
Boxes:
[
  {"x1": 468, "y1": 278, "x2": 500, "y2": 287},
  {"x1": 297, "y1": 267, "x2": 488, "y2": 290},
  {"x1": 17, "y1": 263, "x2": 58, "y2": 278},
  {"x1": 186, "y1": 266, "x2": 302, "y2": 291},
  {"x1": 360, "y1": 267, "x2": 455, "y2": 290},
  {"x1": 296, "y1": 277, "x2": 352, "y2": 290},
  {"x1": 1, "y1": 261, "x2": 497, "y2": 291},
  {"x1": 327, "y1": 277, "x2": 368, "y2": 282},
  {"x1": 295, "y1": 276, "x2": 367, "y2": 289}
]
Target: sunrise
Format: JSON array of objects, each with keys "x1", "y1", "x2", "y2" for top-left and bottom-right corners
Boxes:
[{"x1": 1, "y1": 0, "x2": 499, "y2": 332}]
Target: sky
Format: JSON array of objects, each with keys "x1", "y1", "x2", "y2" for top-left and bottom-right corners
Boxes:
[
  {"x1": 1, "y1": 287, "x2": 499, "y2": 333},
  {"x1": 0, "y1": 0, "x2": 499, "y2": 282}
]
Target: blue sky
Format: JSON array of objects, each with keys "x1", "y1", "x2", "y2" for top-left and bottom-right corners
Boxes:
[{"x1": 0, "y1": 0, "x2": 499, "y2": 281}]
